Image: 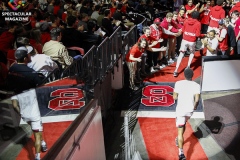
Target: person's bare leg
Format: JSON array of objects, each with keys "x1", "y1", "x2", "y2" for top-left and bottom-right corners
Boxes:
[
  {"x1": 174, "y1": 52, "x2": 184, "y2": 72},
  {"x1": 177, "y1": 126, "x2": 185, "y2": 155},
  {"x1": 187, "y1": 53, "x2": 194, "y2": 68},
  {"x1": 34, "y1": 132, "x2": 42, "y2": 159}
]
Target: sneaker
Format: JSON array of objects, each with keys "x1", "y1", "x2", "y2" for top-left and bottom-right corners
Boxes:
[
  {"x1": 179, "y1": 154, "x2": 186, "y2": 160},
  {"x1": 41, "y1": 143, "x2": 48, "y2": 152},
  {"x1": 168, "y1": 58, "x2": 174, "y2": 64},
  {"x1": 173, "y1": 72, "x2": 179, "y2": 77},
  {"x1": 35, "y1": 158, "x2": 40, "y2": 160},
  {"x1": 185, "y1": 66, "x2": 190, "y2": 70},
  {"x1": 150, "y1": 67, "x2": 156, "y2": 73},
  {"x1": 175, "y1": 137, "x2": 178, "y2": 147},
  {"x1": 130, "y1": 86, "x2": 139, "y2": 90}
]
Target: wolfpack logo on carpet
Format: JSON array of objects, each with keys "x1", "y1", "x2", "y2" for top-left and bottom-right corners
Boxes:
[{"x1": 140, "y1": 82, "x2": 203, "y2": 112}]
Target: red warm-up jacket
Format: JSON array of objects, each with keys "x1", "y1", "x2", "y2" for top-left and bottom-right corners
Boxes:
[
  {"x1": 182, "y1": 18, "x2": 201, "y2": 42},
  {"x1": 209, "y1": 5, "x2": 225, "y2": 28}
]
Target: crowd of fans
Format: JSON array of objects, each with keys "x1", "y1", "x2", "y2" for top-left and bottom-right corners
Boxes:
[{"x1": 0, "y1": 0, "x2": 240, "y2": 92}]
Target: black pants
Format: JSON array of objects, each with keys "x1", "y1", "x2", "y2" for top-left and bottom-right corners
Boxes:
[
  {"x1": 201, "y1": 24, "x2": 209, "y2": 34},
  {"x1": 146, "y1": 50, "x2": 159, "y2": 67}
]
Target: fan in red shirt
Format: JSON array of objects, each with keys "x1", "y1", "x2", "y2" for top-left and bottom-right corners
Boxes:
[
  {"x1": 173, "y1": 11, "x2": 201, "y2": 77},
  {"x1": 208, "y1": 0, "x2": 225, "y2": 33},
  {"x1": 229, "y1": 2, "x2": 240, "y2": 16},
  {"x1": 161, "y1": 12, "x2": 181, "y2": 64},
  {"x1": 199, "y1": 0, "x2": 212, "y2": 34},
  {"x1": 0, "y1": 22, "x2": 17, "y2": 55},
  {"x1": 215, "y1": 19, "x2": 228, "y2": 55},
  {"x1": 125, "y1": 38, "x2": 166, "y2": 90},
  {"x1": 185, "y1": 0, "x2": 200, "y2": 18},
  {"x1": 138, "y1": 26, "x2": 159, "y2": 74}
]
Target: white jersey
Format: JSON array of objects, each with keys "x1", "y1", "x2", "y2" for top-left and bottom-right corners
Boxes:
[
  {"x1": 11, "y1": 89, "x2": 41, "y2": 122},
  {"x1": 174, "y1": 80, "x2": 200, "y2": 114},
  {"x1": 27, "y1": 54, "x2": 58, "y2": 77},
  {"x1": 206, "y1": 37, "x2": 218, "y2": 56}
]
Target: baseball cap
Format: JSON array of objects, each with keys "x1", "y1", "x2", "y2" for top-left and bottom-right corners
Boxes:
[
  {"x1": 14, "y1": 46, "x2": 33, "y2": 59},
  {"x1": 219, "y1": 19, "x2": 224, "y2": 25},
  {"x1": 154, "y1": 18, "x2": 161, "y2": 24},
  {"x1": 15, "y1": 47, "x2": 28, "y2": 60}
]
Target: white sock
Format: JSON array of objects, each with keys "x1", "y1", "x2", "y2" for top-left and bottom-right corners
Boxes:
[
  {"x1": 41, "y1": 140, "x2": 46, "y2": 145},
  {"x1": 179, "y1": 148, "x2": 184, "y2": 155},
  {"x1": 36, "y1": 153, "x2": 40, "y2": 159}
]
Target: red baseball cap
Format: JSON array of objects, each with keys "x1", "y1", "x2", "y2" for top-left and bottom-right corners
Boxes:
[{"x1": 154, "y1": 18, "x2": 161, "y2": 24}]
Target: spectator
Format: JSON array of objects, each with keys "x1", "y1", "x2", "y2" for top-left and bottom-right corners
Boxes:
[
  {"x1": 224, "y1": 17, "x2": 236, "y2": 55},
  {"x1": 8, "y1": 46, "x2": 44, "y2": 91},
  {"x1": 102, "y1": 9, "x2": 114, "y2": 36},
  {"x1": 199, "y1": 0, "x2": 212, "y2": 35},
  {"x1": 216, "y1": 19, "x2": 228, "y2": 55},
  {"x1": 61, "y1": 16, "x2": 87, "y2": 48},
  {"x1": 53, "y1": 0, "x2": 61, "y2": 16},
  {"x1": 161, "y1": 12, "x2": 181, "y2": 64},
  {"x1": 50, "y1": 15, "x2": 61, "y2": 29},
  {"x1": 139, "y1": 26, "x2": 159, "y2": 74},
  {"x1": 27, "y1": 45, "x2": 58, "y2": 77},
  {"x1": 97, "y1": 7, "x2": 106, "y2": 27},
  {"x1": 202, "y1": 30, "x2": 219, "y2": 56},
  {"x1": 0, "y1": 22, "x2": 18, "y2": 55},
  {"x1": 78, "y1": 13, "x2": 89, "y2": 32},
  {"x1": 234, "y1": 10, "x2": 240, "y2": 54},
  {"x1": 80, "y1": 0, "x2": 90, "y2": 15},
  {"x1": 30, "y1": 29, "x2": 43, "y2": 54},
  {"x1": 185, "y1": 0, "x2": 200, "y2": 18},
  {"x1": 125, "y1": 38, "x2": 166, "y2": 90},
  {"x1": 229, "y1": 1, "x2": 240, "y2": 16},
  {"x1": 91, "y1": 5, "x2": 101, "y2": 21},
  {"x1": 39, "y1": 22, "x2": 51, "y2": 45},
  {"x1": 47, "y1": 0, "x2": 54, "y2": 14},
  {"x1": 42, "y1": 27, "x2": 73, "y2": 69},
  {"x1": 85, "y1": 21, "x2": 102, "y2": 45}
]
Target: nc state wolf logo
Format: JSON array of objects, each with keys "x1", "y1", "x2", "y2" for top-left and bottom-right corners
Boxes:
[
  {"x1": 141, "y1": 85, "x2": 174, "y2": 107},
  {"x1": 48, "y1": 88, "x2": 85, "y2": 111}
]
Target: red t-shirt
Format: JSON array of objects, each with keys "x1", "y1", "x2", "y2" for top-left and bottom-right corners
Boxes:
[
  {"x1": 200, "y1": 5, "x2": 212, "y2": 25},
  {"x1": 139, "y1": 34, "x2": 159, "y2": 48},
  {"x1": 125, "y1": 45, "x2": 145, "y2": 62},
  {"x1": 53, "y1": 5, "x2": 60, "y2": 15},
  {"x1": 41, "y1": 32, "x2": 51, "y2": 45},
  {"x1": 0, "y1": 31, "x2": 15, "y2": 54},
  {"x1": 29, "y1": 39, "x2": 43, "y2": 54},
  {"x1": 62, "y1": 12, "x2": 67, "y2": 22},
  {"x1": 185, "y1": 4, "x2": 196, "y2": 18},
  {"x1": 177, "y1": 14, "x2": 186, "y2": 26}
]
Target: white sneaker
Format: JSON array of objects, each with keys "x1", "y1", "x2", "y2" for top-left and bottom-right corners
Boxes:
[
  {"x1": 161, "y1": 64, "x2": 166, "y2": 68},
  {"x1": 150, "y1": 67, "x2": 156, "y2": 73},
  {"x1": 168, "y1": 58, "x2": 174, "y2": 64}
]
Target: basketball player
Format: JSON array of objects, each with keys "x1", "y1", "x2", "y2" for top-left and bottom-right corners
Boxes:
[
  {"x1": 11, "y1": 89, "x2": 47, "y2": 160},
  {"x1": 173, "y1": 68, "x2": 200, "y2": 160}
]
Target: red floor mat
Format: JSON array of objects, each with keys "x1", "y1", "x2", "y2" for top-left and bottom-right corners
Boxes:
[
  {"x1": 138, "y1": 118, "x2": 207, "y2": 160},
  {"x1": 145, "y1": 51, "x2": 202, "y2": 83},
  {"x1": 16, "y1": 121, "x2": 72, "y2": 160}
]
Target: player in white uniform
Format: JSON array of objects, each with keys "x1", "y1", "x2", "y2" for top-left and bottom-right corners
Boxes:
[
  {"x1": 173, "y1": 68, "x2": 200, "y2": 160},
  {"x1": 11, "y1": 89, "x2": 47, "y2": 160}
]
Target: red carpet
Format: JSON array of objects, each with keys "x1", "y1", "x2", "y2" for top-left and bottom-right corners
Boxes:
[
  {"x1": 138, "y1": 118, "x2": 207, "y2": 160},
  {"x1": 145, "y1": 51, "x2": 203, "y2": 83},
  {"x1": 16, "y1": 121, "x2": 72, "y2": 160}
]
